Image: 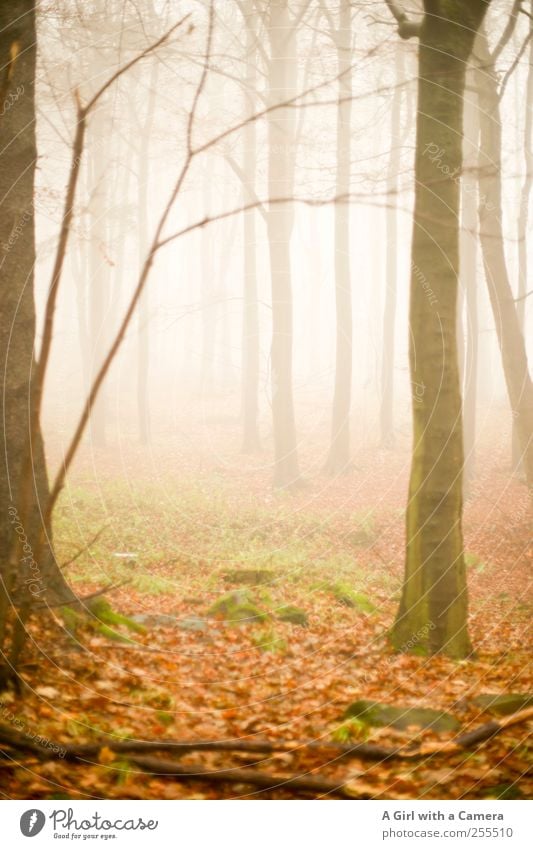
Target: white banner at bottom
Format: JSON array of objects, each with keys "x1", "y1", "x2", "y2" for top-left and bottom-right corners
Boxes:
[{"x1": 2, "y1": 800, "x2": 531, "y2": 849}]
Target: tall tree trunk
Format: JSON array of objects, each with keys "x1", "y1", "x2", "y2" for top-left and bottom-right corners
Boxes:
[
  {"x1": 380, "y1": 45, "x2": 403, "y2": 448},
  {"x1": 0, "y1": 1, "x2": 71, "y2": 643},
  {"x1": 461, "y1": 91, "x2": 480, "y2": 485},
  {"x1": 474, "y1": 31, "x2": 533, "y2": 488},
  {"x1": 201, "y1": 157, "x2": 216, "y2": 397},
  {"x1": 266, "y1": 0, "x2": 300, "y2": 488},
  {"x1": 241, "y1": 5, "x2": 261, "y2": 452},
  {"x1": 392, "y1": 1, "x2": 490, "y2": 658},
  {"x1": 136, "y1": 62, "x2": 158, "y2": 445},
  {"x1": 513, "y1": 4, "x2": 533, "y2": 470},
  {"x1": 324, "y1": 0, "x2": 353, "y2": 474},
  {"x1": 88, "y1": 106, "x2": 110, "y2": 448}
]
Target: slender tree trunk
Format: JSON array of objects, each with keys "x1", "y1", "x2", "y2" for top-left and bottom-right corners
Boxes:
[
  {"x1": 461, "y1": 91, "x2": 480, "y2": 485},
  {"x1": 513, "y1": 5, "x2": 533, "y2": 469},
  {"x1": 201, "y1": 157, "x2": 216, "y2": 396},
  {"x1": 88, "y1": 106, "x2": 110, "y2": 448},
  {"x1": 241, "y1": 6, "x2": 261, "y2": 452},
  {"x1": 325, "y1": 1, "x2": 353, "y2": 474},
  {"x1": 474, "y1": 31, "x2": 533, "y2": 488},
  {"x1": 380, "y1": 45, "x2": 403, "y2": 447},
  {"x1": 136, "y1": 61, "x2": 158, "y2": 444},
  {"x1": 0, "y1": 1, "x2": 71, "y2": 643},
  {"x1": 306, "y1": 212, "x2": 322, "y2": 382},
  {"x1": 71, "y1": 242, "x2": 91, "y2": 391},
  {"x1": 266, "y1": 0, "x2": 300, "y2": 488},
  {"x1": 392, "y1": 1, "x2": 490, "y2": 658}
]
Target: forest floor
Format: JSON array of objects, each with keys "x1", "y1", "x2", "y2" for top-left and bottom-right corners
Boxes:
[{"x1": 0, "y1": 410, "x2": 531, "y2": 800}]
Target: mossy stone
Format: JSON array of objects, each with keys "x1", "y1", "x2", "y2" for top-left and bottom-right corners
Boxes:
[
  {"x1": 276, "y1": 605, "x2": 309, "y2": 626},
  {"x1": 88, "y1": 598, "x2": 146, "y2": 634},
  {"x1": 472, "y1": 694, "x2": 533, "y2": 716},
  {"x1": 343, "y1": 699, "x2": 460, "y2": 732},
  {"x1": 207, "y1": 591, "x2": 267, "y2": 623},
  {"x1": 223, "y1": 569, "x2": 274, "y2": 586},
  {"x1": 328, "y1": 584, "x2": 377, "y2": 614}
]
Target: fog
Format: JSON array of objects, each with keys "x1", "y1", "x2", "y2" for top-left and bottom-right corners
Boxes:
[{"x1": 33, "y1": 0, "x2": 530, "y2": 478}]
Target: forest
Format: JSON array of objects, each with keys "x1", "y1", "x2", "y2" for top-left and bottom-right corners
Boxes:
[{"x1": 0, "y1": 0, "x2": 531, "y2": 802}]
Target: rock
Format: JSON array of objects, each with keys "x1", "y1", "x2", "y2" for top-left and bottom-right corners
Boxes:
[
  {"x1": 472, "y1": 693, "x2": 533, "y2": 716},
  {"x1": 343, "y1": 699, "x2": 460, "y2": 732},
  {"x1": 130, "y1": 613, "x2": 210, "y2": 632},
  {"x1": 177, "y1": 616, "x2": 209, "y2": 632},
  {"x1": 130, "y1": 613, "x2": 175, "y2": 628},
  {"x1": 207, "y1": 591, "x2": 267, "y2": 623},
  {"x1": 276, "y1": 605, "x2": 309, "y2": 626},
  {"x1": 223, "y1": 569, "x2": 274, "y2": 586}
]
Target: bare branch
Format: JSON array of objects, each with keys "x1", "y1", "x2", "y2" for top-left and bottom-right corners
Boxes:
[
  {"x1": 11, "y1": 15, "x2": 192, "y2": 567},
  {"x1": 187, "y1": 2, "x2": 214, "y2": 154},
  {"x1": 85, "y1": 15, "x2": 191, "y2": 113},
  {"x1": 498, "y1": 28, "x2": 533, "y2": 101},
  {"x1": 225, "y1": 155, "x2": 268, "y2": 221},
  {"x1": 61, "y1": 524, "x2": 110, "y2": 570},
  {"x1": 383, "y1": 0, "x2": 421, "y2": 39},
  {"x1": 492, "y1": 0, "x2": 522, "y2": 63}
]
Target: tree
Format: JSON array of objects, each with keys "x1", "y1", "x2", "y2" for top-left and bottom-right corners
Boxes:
[
  {"x1": 513, "y1": 1, "x2": 533, "y2": 471},
  {"x1": 266, "y1": 0, "x2": 301, "y2": 488},
  {"x1": 387, "y1": 0, "x2": 491, "y2": 657},
  {"x1": 460, "y1": 90, "x2": 480, "y2": 484},
  {"x1": 380, "y1": 43, "x2": 404, "y2": 447},
  {"x1": 241, "y1": 1, "x2": 262, "y2": 452},
  {"x1": 0, "y1": 8, "x2": 189, "y2": 672},
  {"x1": 322, "y1": 0, "x2": 353, "y2": 475},
  {"x1": 87, "y1": 101, "x2": 112, "y2": 447},
  {"x1": 0, "y1": 0, "x2": 72, "y2": 651},
  {"x1": 474, "y1": 25, "x2": 533, "y2": 489}
]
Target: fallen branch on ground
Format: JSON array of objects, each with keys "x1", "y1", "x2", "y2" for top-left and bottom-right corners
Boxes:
[
  {"x1": 0, "y1": 707, "x2": 531, "y2": 775},
  {"x1": 122, "y1": 756, "x2": 365, "y2": 798}
]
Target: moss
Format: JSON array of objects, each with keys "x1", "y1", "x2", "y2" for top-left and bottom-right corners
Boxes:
[
  {"x1": 276, "y1": 605, "x2": 308, "y2": 626},
  {"x1": 88, "y1": 598, "x2": 147, "y2": 634},
  {"x1": 61, "y1": 606, "x2": 83, "y2": 636},
  {"x1": 251, "y1": 626, "x2": 287, "y2": 653},
  {"x1": 94, "y1": 623, "x2": 137, "y2": 644},
  {"x1": 343, "y1": 699, "x2": 460, "y2": 732},
  {"x1": 327, "y1": 583, "x2": 377, "y2": 614},
  {"x1": 472, "y1": 694, "x2": 533, "y2": 716},
  {"x1": 222, "y1": 569, "x2": 275, "y2": 586},
  {"x1": 207, "y1": 591, "x2": 267, "y2": 624}
]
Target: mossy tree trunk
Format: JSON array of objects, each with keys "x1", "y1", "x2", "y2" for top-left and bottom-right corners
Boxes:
[
  {"x1": 391, "y1": 0, "x2": 490, "y2": 658},
  {"x1": 0, "y1": 1, "x2": 72, "y2": 645}
]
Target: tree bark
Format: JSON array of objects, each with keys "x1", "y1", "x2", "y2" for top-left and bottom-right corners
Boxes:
[
  {"x1": 324, "y1": 1, "x2": 353, "y2": 475},
  {"x1": 392, "y1": 0, "x2": 490, "y2": 658},
  {"x1": 266, "y1": 0, "x2": 300, "y2": 488},
  {"x1": 0, "y1": 1, "x2": 71, "y2": 634}
]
